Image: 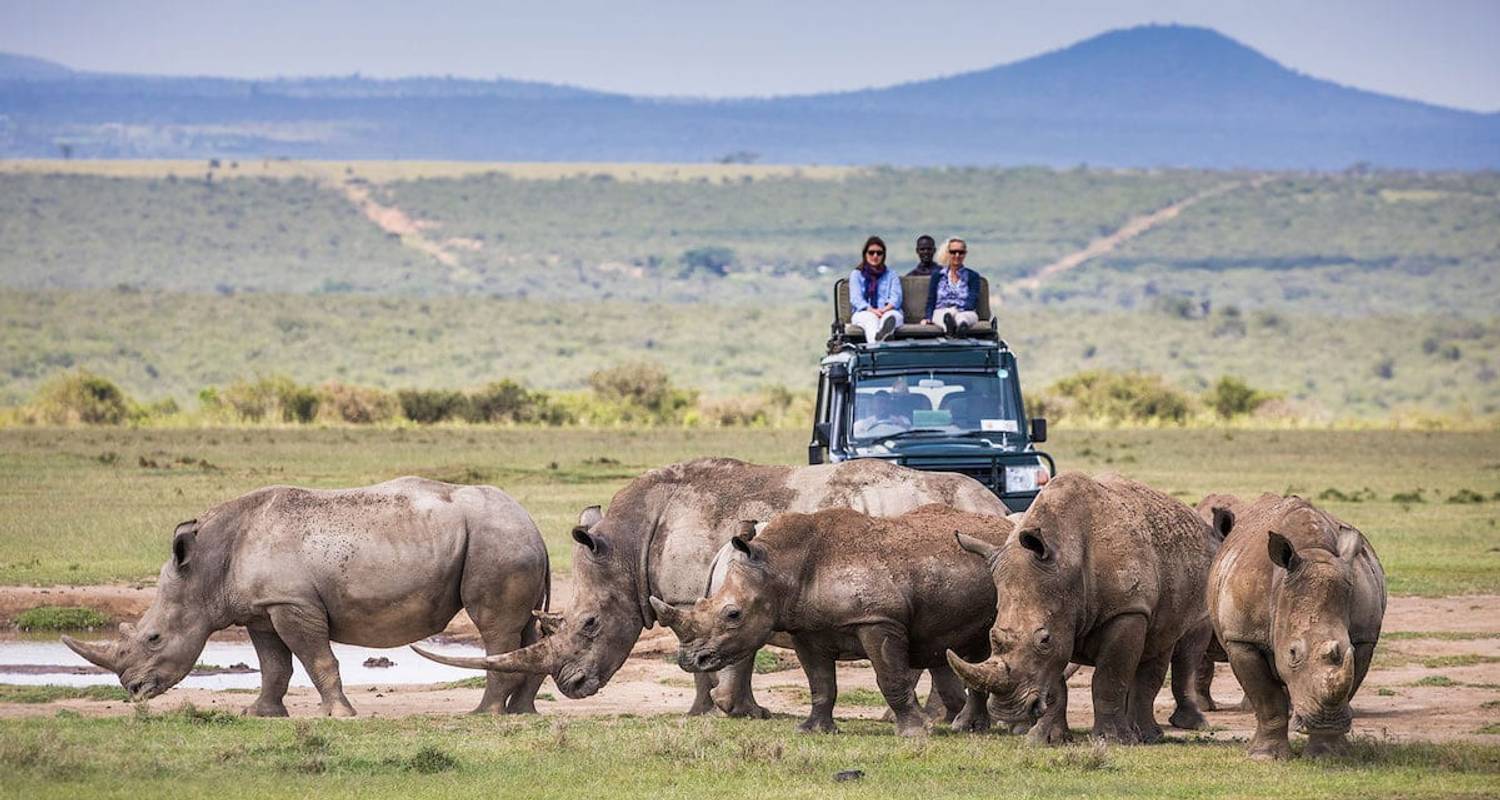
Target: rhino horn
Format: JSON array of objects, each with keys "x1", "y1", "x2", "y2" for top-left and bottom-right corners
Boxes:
[
  {"x1": 648, "y1": 597, "x2": 684, "y2": 632},
  {"x1": 411, "y1": 641, "x2": 558, "y2": 674},
  {"x1": 946, "y1": 649, "x2": 1005, "y2": 692},
  {"x1": 62, "y1": 635, "x2": 120, "y2": 673}
]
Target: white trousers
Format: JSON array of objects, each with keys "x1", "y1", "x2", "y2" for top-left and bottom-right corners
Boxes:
[
  {"x1": 934, "y1": 308, "x2": 979, "y2": 329},
  {"x1": 851, "y1": 309, "x2": 905, "y2": 343}
]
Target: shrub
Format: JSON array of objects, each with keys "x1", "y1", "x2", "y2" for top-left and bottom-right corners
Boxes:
[
  {"x1": 464, "y1": 380, "x2": 569, "y2": 424},
  {"x1": 316, "y1": 381, "x2": 398, "y2": 424},
  {"x1": 221, "y1": 376, "x2": 319, "y2": 423},
  {"x1": 1046, "y1": 370, "x2": 1193, "y2": 423},
  {"x1": 1204, "y1": 375, "x2": 1276, "y2": 419},
  {"x1": 31, "y1": 371, "x2": 131, "y2": 425},
  {"x1": 397, "y1": 389, "x2": 469, "y2": 424},
  {"x1": 588, "y1": 362, "x2": 697, "y2": 423},
  {"x1": 679, "y1": 246, "x2": 736, "y2": 277},
  {"x1": 16, "y1": 606, "x2": 109, "y2": 631}
]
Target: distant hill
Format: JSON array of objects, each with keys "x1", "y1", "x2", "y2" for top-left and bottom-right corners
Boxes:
[{"x1": 3, "y1": 25, "x2": 1497, "y2": 168}]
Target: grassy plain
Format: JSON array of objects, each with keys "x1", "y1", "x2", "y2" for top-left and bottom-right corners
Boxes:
[
  {"x1": 2, "y1": 164, "x2": 1496, "y2": 418},
  {"x1": 4, "y1": 289, "x2": 1496, "y2": 418},
  {"x1": 2, "y1": 712, "x2": 1497, "y2": 800},
  {"x1": 0, "y1": 427, "x2": 1496, "y2": 594}
]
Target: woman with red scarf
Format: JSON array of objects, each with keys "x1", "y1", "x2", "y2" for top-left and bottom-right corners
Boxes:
[{"x1": 848, "y1": 235, "x2": 904, "y2": 343}]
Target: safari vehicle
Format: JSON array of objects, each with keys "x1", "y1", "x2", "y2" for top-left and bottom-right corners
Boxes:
[{"x1": 808, "y1": 274, "x2": 1055, "y2": 512}]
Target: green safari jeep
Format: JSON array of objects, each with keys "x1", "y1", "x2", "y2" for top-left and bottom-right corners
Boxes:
[{"x1": 808, "y1": 275, "x2": 1055, "y2": 513}]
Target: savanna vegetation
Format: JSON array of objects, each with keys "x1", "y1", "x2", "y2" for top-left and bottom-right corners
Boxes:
[
  {"x1": 2, "y1": 711, "x2": 1497, "y2": 799},
  {"x1": 1, "y1": 164, "x2": 1495, "y2": 422},
  {"x1": 0, "y1": 426, "x2": 1495, "y2": 594}
]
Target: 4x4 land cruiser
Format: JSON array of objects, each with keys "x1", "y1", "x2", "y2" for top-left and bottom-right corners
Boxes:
[{"x1": 808, "y1": 274, "x2": 1055, "y2": 513}]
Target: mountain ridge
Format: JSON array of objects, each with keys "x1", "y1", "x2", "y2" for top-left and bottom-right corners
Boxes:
[{"x1": 3, "y1": 24, "x2": 1496, "y2": 168}]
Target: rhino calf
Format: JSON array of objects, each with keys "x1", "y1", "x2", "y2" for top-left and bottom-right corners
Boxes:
[
  {"x1": 652, "y1": 505, "x2": 1012, "y2": 737},
  {"x1": 1207, "y1": 494, "x2": 1386, "y2": 760},
  {"x1": 948, "y1": 473, "x2": 1217, "y2": 744},
  {"x1": 64, "y1": 477, "x2": 550, "y2": 717}
]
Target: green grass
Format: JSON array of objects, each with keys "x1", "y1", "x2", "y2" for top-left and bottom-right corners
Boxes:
[
  {"x1": 773, "y1": 686, "x2": 889, "y2": 708},
  {"x1": 0, "y1": 684, "x2": 129, "y2": 704},
  {"x1": 1412, "y1": 676, "x2": 1458, "y2": 687},
  {"x1": 1385, "y1": 632, "x2": 1500, "y2": 641},
  {"x1": 0, "y1": 713, "x2": 1496, "y2": 799},
  {"x1": 1, "y1": 428, "x2": 1497, "y2": 594},
  {"x1": 14, "y1": 606, "x2": 110, "y2": 631},
  {"x1": 1422, "y1": 656, "x2": 1500, "y2": 669}
]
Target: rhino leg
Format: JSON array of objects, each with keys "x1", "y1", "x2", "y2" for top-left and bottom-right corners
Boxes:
[
  {"x1": 928, "y1": 665, "x2": 969, "y2": 726},
  {"x1": 1224, "y1": 641, "x2": 1293, "y2": 760},
  {"x1": 689, "y1": 671, "x2": 717, "y2": 716},
  {"x1": 243, "y1": 625, "x2": 291, "y2": 717},
  {"x1": 1168, "y1": 624, "x2": 1212, "y2": 730},
  {"x1": 860, "y1": 625, "x2": 928, "y2": 737},
  {"x1": 1350, "y1": 642, "x2": 1376, "y2": 700},
  {"x1": 710, "y1": 657, "x2": 771, "y2": 719},
  {"x1": 268, "y1": 605, "x2": 355, "y2": 718},
  {"x1": 792, "y1": 639, "x2": 839, "y2": 734},
  {"x1": 504, "y1": 608, "x2": 545, "y2": 715},
  {"x1": 1195, "y1": 652, "x2": 1220, "y2": 712},
  {"x1": 1128, "y1": 654, "x2": 1170, "y2": 743},
  {"x1": 1089, "y1": 613, "x2": 1148, "y2": 744},
  {"x1": 463, "y1": 576, "x2": 535, "y2": 715},
  {"x1": 1026, "y1": 677, "x2": 1072, "y2": 745}
]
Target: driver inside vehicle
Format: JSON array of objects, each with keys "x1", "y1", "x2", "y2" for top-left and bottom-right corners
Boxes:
[{"x1": 853, "y1": 391, "x2": 911, "y2": 438}]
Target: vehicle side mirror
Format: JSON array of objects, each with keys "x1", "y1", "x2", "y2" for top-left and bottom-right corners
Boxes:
[{"x1": 1030, "y1": 417, "x2": 1047, "y2": 443}]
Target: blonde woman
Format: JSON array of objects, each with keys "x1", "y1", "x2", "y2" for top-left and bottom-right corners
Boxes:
[{"x1": 921, "y1": 237, "x2": 982, "y2": 336}]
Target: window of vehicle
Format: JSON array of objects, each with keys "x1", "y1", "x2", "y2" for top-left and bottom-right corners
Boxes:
[{"x1": 847, "y1": 372, "x2": 1022, "y2": 443}]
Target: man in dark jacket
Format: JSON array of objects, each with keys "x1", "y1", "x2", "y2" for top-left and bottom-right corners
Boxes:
[{"x1": 904, "y1": 235, "x2": 939, "y2": 276}]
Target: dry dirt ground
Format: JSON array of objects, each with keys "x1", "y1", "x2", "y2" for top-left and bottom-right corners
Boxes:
[{"x1": 4, "y1": 580, "x2": 1498, "y2": 745}]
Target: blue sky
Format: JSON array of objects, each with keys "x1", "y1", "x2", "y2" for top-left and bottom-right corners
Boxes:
[{"x1": 3, "y1": 0, "x2": 1498, "y2": 111}]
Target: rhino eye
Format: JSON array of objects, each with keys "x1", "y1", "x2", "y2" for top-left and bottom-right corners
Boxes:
[
  {"x1": 1033, "y1": 629, "x2": 1052, "y2": 651},
  {"x1": 581, "y1": 616, "x2": 600, "y2": 637},
  {"x1": 147, "y1": 633, "x2": 161, "y2": 644},
  {"x1": 722, "y1": 607, "x2": 743, "y2": 623}
]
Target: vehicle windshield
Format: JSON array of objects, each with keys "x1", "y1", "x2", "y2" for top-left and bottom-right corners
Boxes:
[{"x1": 847, "y1": 372, "x2": 1023, "y2": 444}]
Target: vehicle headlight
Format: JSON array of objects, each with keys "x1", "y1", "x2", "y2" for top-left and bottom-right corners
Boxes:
[{"x1": 1005, "y1": 459, "x2": 1050, "y2": 493}]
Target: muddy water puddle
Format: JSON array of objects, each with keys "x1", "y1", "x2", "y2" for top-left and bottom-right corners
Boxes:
[{"x1": 0, "y1": 633, "x2": 485, "y2": 690}]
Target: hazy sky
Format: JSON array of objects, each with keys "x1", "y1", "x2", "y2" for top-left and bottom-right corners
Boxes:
[{"x1": 4, "y1": 0, "x2": 1498, "y2": 111}]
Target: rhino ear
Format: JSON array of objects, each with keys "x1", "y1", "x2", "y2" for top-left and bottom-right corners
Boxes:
[
  {"x1": 532, "y1": 610, "x2": 564, "y2": 637},
  {"x1": 1267, "y1": 531, "x2": 1300, "y2": 572},
  {"x1": 1334, "y1": 526, "x2": 1363, "y2": 564},
  {"x1": 730, "y1": 535, "x2": 765, "y2": 564},
  {"x1": 171, "y1": 519, "x2": 198, "y2": 570},
  {"x1": 1018, "y1": 527, "x2": 1050, "y2": 562},
  {"x1": 736, "y1": 520, "x2": 759, "y2": 542},
  {"x1": 1210, "y1": 507, "x2": 1235, "y2": 541},
  {"x1": 577, "y1": 505, "x2": 603, "y2": 530},
  {"x1": 572, "y1": 526, "x2": 602, "y2": 554}
]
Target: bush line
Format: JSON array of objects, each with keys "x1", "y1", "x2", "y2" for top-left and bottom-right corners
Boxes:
[{"x1": 5, "y1": 367, "x2": 1493, "y2": 430}]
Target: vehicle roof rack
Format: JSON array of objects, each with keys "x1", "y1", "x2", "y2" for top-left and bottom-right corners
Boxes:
[{"x1": 828, "y1": 275, "x2": 1000, "y2": 352}]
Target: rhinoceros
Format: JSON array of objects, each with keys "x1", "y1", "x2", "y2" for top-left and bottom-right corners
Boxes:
[
  {"x1": 63, "y1": 477, "x2": 550, "y2": 717},
  {"x1": 412, "y1": 457, "x2": 1009, "y2": 717},
  {"x1": 1207, "y1": 494, "x2": 1386, "y2": 760},
  {"x1": 1191, "y1": 493, "x2": 1248, "y2": 712},
  {"x1": 947, "y1": 472, "x2": 1217, "y2": 744},
  {"x1": 651, "y1": 505, "x2": 1012, "y2": 736}
]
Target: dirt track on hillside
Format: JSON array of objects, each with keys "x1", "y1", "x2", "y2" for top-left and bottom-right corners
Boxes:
[{"x1": 3, "y1": 581, "x2": 1498, "y2": 744}]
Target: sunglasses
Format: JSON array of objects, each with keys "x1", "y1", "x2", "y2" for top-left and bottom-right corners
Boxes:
[
  {"x1": 866, "y1": 249, "x2": 885, "y2": 256},
  {"x1": 949, "y1": 249, "x2": 967, "y2": 255}
]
